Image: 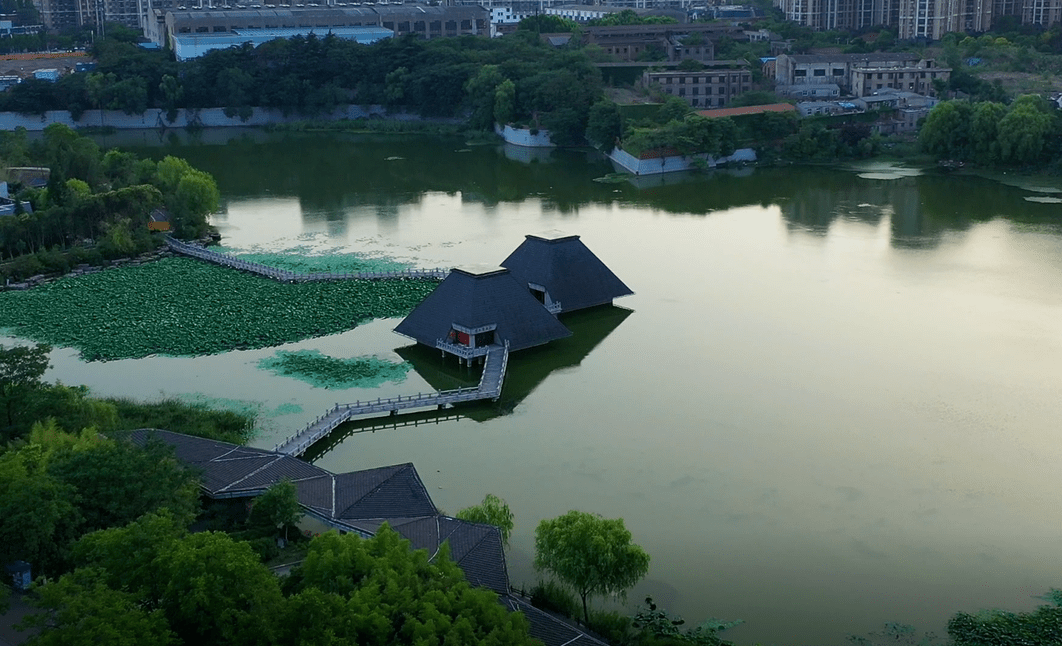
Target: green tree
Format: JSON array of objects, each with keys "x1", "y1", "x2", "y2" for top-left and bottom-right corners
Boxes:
[
  {"x1": 159, "y1": 74, "x2": 184, "y2": 123},
  {"x1": 919, "y1": 100, "x2": 973, "y2": 160},
  {"x1": 464, "y1": 65, "x2": 504, "y2": 130},
  {"x1": 657, "y1": 96, "x2": 692, "y2": 124},
  {"x1": 0, "y1": 342, "x2": 51, "y2": 434},
  {"x1": 586, "y1": 100, "x2": 623, "y2": 150},
  {"x1": 46, "y1": 436, "x2": 199, "y2": 535},
  {"x1": 494, "y1": 79, "x2": 517, "y2": 127},
  {"x1": 16, "y1": 384, "x2": 118, "y2": 440},
  {"x1": 19, "y1": 568, "x2": 178, "y2": 646},
  {"x1": 997, "y1": 98, "x2": 1053, "y2": 166},
  {"x1": 172, "y1": 170, "x2": 220, "y2": 238},
  {"x1": 248, "y1": 478, "x2": 303, "y2": 541},
  {"x1": 0, "y1": 449, "x2": 80, "y2": 576},
  {"x1": 534, "y1": 510, "x2": 651, "y2": 624},
  {"x1": 72, "y1": 509, "x2": 188, "y2": 603},
  {"x1": 969, "y1": 101, "x2": 1007, "y2": 165},
  {"x1": 456, "y1": 493, "x2": 514, "y2": 548},
  {"x1": 154, "y1": 156, "x2": 195, "y2": 195},
  {"x1": 285, "y1": 527, "x2": 534, "y2": 645},
  {"x1": 156, "y1": 531, "x2": 284, "y2": 646}
]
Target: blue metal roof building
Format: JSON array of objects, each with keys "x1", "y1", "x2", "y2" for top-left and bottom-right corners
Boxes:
[{"x1": 172, "y1": 25, "x2": 392, "y2": 61}]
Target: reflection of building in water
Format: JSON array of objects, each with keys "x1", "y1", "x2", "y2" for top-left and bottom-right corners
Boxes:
[
  {"x1": 779, "y1": 174, "x2": 952, "y2": 248},
  {"x1": 889, "y1": 186, "x2": 926, "y2": 243},
  {"x1": 396, "y1": 305, "x2": 632, "y2": 423},
  {"x1": 501, "y1": 143, "x2": 556, "y2": 165}
]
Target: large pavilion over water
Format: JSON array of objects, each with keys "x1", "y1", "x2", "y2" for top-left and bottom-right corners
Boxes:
[
  {"x1": 393, "y1": 235, "x2": 631, "y2": 362},
  {"x1": 501, "y1": 232, "x2": 633, "y2": 315},
  {"x1": 393, "y1": 265, "x2": 571, "y2": 362}
]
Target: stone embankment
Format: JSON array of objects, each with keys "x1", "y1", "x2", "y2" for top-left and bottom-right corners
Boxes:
[
  {"x1": 2, "y1": 247, "x2": 175, "y2": 291},
  {"x1": 607, "y1": 146, "x2": 758, "y2": 176},
  {"x1": 0, "y1": 105, "x2": 445, "y2": 132}
]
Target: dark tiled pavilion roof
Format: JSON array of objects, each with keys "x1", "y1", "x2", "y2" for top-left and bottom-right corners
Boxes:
[
  {"x1": 126, "y1": 429, "x2": 609, "y2": 646},
  {"x1": 394, "y1": 265, "x2": 571, "y2": 352},
  {"x1": 501, "y1": 232, "x2": 633, "y2": 313}
]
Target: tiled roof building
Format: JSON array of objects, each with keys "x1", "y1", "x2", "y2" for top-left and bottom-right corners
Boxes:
[
  {"x1": 501, "y1": 232, "x2": 633, "y2": 314},
  {"x1": 126, "y1": 429, "x2": 607, "y2": 646},
  {"x1": 394, "y1": 265, "x2": 572, "y2": 353}
]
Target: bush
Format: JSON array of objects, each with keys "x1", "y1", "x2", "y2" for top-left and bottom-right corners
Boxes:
[
  {"x1": 529, "y1": 579, "x2": 580, "y2": 618},
  {"x1": 246, "y1": 536, "x2": 280, "y2": 562},
  {"x1": 588, "y1": 610, "x2": 635, "y2": 645}
]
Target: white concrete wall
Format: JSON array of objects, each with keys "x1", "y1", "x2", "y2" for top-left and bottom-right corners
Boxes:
[
  {"x1": 608, "y1": 146, "x2": 757, "y2": 176},
  {"x1": 495, "y1": 123, "x2": 555, "y2": 148},
  {"x1": 0, "y1": 105, "x2": 432, "y2": 131}
]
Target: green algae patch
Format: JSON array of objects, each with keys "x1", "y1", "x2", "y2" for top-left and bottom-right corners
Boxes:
[
  {"x1": 272, "y1": 402, "x2": 304, "y2": 416},
  {"x1": 258, "y1": 349, "x2": 411, "y2": 389},
  {"x1": 212, "y1": 245, "x2": 411, "y2": 275},
  {"x1": 0, "y1": 258, "x2": 438, "y2": 362}
]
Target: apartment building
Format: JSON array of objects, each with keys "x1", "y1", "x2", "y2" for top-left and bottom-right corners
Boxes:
[
  {"x1": 774, "y1": 0, "x2": 897, "y2": 31},
  {"x1": 775, "y1": 0, "x2": 1059, "y2": 37},
  {"x1": 896, "y1": 0, "x2": 992, "y2": 39},
  {"x1": 775, "y1": 53, "x2": 948, "y2": 96},
  {"x1": 643, "y1": 64, "x2": 753, "y2": 108}
]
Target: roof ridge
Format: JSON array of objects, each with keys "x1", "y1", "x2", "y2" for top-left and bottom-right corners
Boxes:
[
  {"x1": 217, "y1": 454, "x2": 286, "y2": 492},
  {"x1": 334, "y1": 463, "x2": 414, "y2": 518}
]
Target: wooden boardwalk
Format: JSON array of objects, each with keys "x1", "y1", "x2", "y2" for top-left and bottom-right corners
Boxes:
[
  {"x1": 275, "y1": 343, "x2": 509, "y2": 457},
  {"x1": 165, "y1": 237, "x2": 449, "y2": 282}
]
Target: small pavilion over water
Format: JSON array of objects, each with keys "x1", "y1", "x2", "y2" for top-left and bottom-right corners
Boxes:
[
  {"x1": 501, "y1": 232, "x2": 633, "y2": 314},
  {"x1": 393, "y1": 264, "x2": 571, "y2": 362}
]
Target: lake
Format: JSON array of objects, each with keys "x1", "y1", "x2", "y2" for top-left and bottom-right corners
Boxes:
[{"x1": 21, "y1": 129, "x2": 1062, "y2": 645}]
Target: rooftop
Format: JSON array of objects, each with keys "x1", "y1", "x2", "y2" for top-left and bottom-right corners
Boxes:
[
  {"x1": 394, "y1": 265, "x2": 572, "y2": 352},
  {"x1": 696, "y1": 102, "x2": 798, "y2": 119},
  {"x1": 123, "y1": 429, "x2": 608, "y2": 646}
]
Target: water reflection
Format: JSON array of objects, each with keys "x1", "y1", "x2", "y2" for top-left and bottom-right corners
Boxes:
[
  {"x1": 114, "y1": 129, "x2": 1062, "y2": 250},
  {"x1": 307, "y1": 305, "x2": 632, "y2": 459}
]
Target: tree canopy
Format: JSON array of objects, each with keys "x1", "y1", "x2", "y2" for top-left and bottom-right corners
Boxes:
[
  {"x1": 919, "y1": 95, "x2": 1062, "y2": 167},
  {"x1": 534, "y1": 510, "x2": 651, "y2": 624},
  {"x1": 247, "y1": 478, "x2": 303, "y2": 541},
  {"x1": 456, "y1": 493, "x2": 515, "y2": 548},
  {"x1": 0, "y1": 342, "x2": 50, "y2": 434}
]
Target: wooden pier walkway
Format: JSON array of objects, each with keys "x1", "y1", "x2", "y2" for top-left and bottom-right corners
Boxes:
[
  {"x1": 275, "y1": 342, "x2": 509, "y2": 457},
  {"x1": 165, "y1": 237, "x2": 449, "y2": 282}
]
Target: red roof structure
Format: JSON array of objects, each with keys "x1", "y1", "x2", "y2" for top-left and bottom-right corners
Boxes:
[{"x1": 695, "y1": 102, "x2": 798, "y2": 119}]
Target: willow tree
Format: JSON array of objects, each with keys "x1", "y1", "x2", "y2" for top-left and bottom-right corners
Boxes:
[{"x1": 534, "y1": 510, "x2": 650, "y2": 624}]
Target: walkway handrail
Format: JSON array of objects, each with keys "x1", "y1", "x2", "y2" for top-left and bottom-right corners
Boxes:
[{"x1": 275, "y1": 342, "x2": 511, "y2": 457}]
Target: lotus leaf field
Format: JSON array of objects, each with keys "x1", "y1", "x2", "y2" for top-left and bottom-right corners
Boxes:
[
  {"x1": 257, "y1": 349, "x2": 411, "y2": 389},
  {"x1": 0, "y1": 258, "x2": 439, "y2": 362},
  {"x1": 212, "y1": 246, "x2": 411, "y2": 275}
]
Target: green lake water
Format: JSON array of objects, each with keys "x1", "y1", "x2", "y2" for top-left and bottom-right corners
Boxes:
[{"x1": 14, "y1": 129, "x2": 1062, "y2": 645}]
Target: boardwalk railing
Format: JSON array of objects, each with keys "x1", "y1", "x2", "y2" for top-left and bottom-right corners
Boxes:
[
  {"x1": 275, "y1": 342, "x2": 509, "y2": 457},
  {"x1": 165, "y1": 237, "x2": 449, "y2": 282},
  {"x1": 435, "y1": 338, "x2": 492, "y2": 360}
]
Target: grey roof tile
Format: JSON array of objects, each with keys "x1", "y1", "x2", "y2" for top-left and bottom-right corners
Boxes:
[
  {"x1": 125, "y1": 430, "x2": 602, "y2": 646},
  {"x1": 502, "y1": 595, "x2": 611, "y2": 646},
  {"x1": 394, "y1": 266, "x2": 571, "y2": 352},
  {"x1": 501, "y1": 233, "x2": 633, "y2": 313}
]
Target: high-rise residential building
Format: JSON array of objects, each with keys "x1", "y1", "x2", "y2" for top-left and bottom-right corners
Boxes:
[
  {"x1": 37, "y1": 0, "x2": 143, "y2": 30},
  {"x1": 896, "y1": 0, "x2": 991, "y2": 39},
  {"x1": 775, "y1": 0, "x2": 897, "y2": 30},
  {"x1": 1022, "y1": 0, "x2": 1062, "y2": 25}
]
